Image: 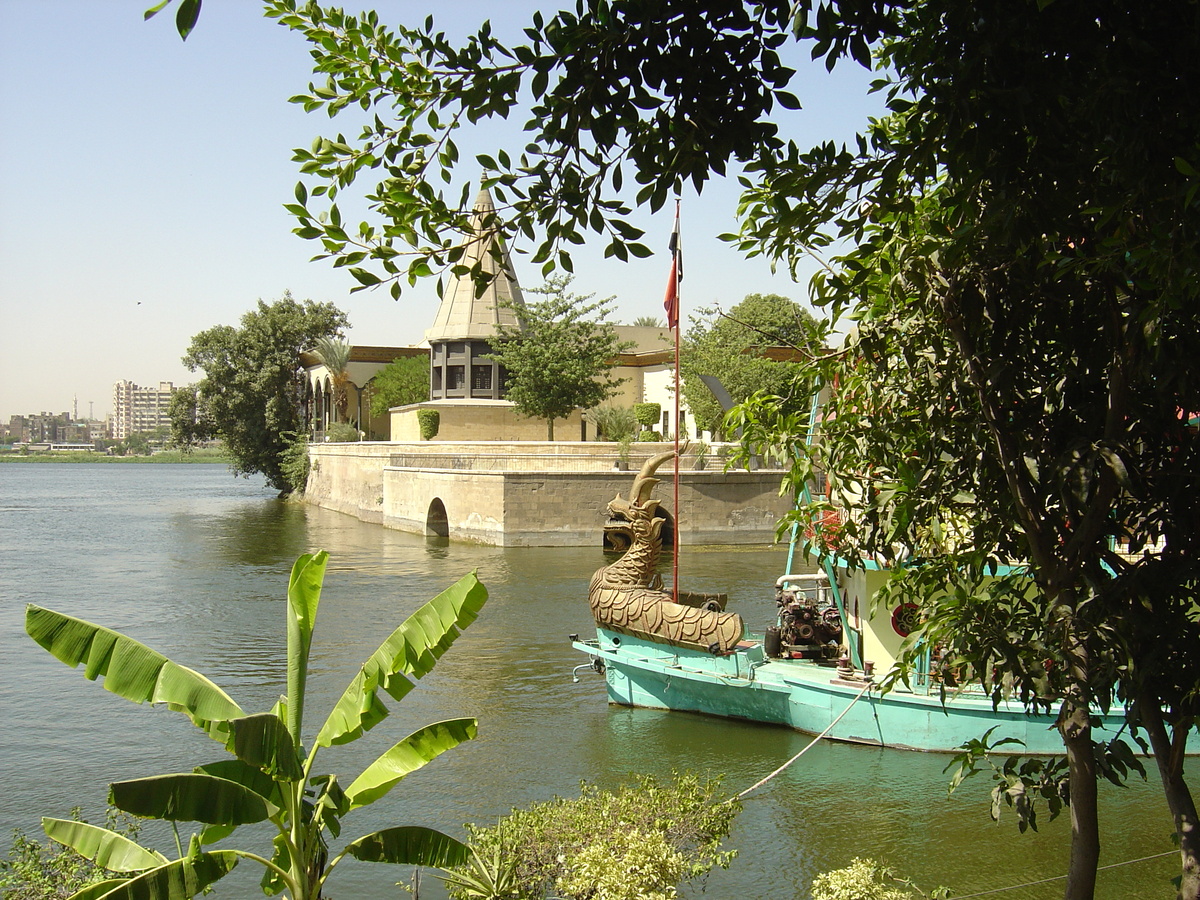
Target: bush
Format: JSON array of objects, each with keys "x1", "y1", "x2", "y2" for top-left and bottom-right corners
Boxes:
[
  {"x1": 810, "y1": 858, "x2": 932, "y2": 900},
  {"x1": 633, "y1": 402, "x2": 661, "y2": 429},
  {"x1": 278, "y1": 431, "x2": 310, "y2": 495},
  {"x1": 637, "y1": 429, "x2": 663, "y2": 441},
  {"x1": 418, "y1": 408, "x2": 441, "y2": 440},
  {"x1": 448, "y1": 773, "x2": 738, "y2": 900},
  {"x1": 325, "y1": 422, "x2": 360, "y2": 442},
  {"x1": 0, "y1": 808, "x2": 141, "y2": 900},
  {"x1": 586, "y1": 405, "x2": 637, "y2": 441}
]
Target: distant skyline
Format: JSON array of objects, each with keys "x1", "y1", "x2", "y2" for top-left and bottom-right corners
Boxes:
[{"x1": 0, "y1": 1, "x2": 884, "y2": 420}]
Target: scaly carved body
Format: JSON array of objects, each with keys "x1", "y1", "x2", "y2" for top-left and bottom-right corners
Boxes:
[{"x1": 588, "y1": 450, "x2": 744, "y2": 654}]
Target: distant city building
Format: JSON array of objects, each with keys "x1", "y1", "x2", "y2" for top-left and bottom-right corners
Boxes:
[{"x1": 112, "y1": 381, "x2": 176, "y2": 440}]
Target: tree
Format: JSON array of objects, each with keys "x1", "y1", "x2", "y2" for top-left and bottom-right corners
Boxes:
[
  {"x1": 174, "y1": 294, "x2": 347, "y2": 495},
  {"x1": 25, "y1": 551, "x2": 487, "y2": 900},
  {"x1": 370, "y1": 356, "x2": 430, "y2": 417},
  {"x1": 266, "y1": 2, "x2": 1200, "y2": 894},
  {"x1": 631, "y1": 316, "x2": 664, "y2": 328},
  {"x1": 681, "y1": 293, "x2": 814, "y2": 436},
  {"x1": 726, "y1": 3, "x2": 1200, "y2": 896},
  {"x1": 313, "y1": 337, "x2": 352, "y2": 424},
  {"x1": 488, "y1": 277, "x2": 629, "y2": 440}
]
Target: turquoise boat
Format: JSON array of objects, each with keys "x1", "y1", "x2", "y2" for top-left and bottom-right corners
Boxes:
[
  {"x1": 572, "y1": 451, "x2": 1117, "y2": 755},
  {"x1": 572, "y1": 574, "x2": 1098, "y2": 755}
]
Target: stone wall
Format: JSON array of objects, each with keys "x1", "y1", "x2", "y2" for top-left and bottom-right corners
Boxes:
[{"x1": 306, "y1": 441, "x2": 792, "y2": 546}]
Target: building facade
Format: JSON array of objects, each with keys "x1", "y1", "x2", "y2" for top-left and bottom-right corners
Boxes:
[{"x1": 111, "y1": 381, "x2": 175, "y2": 440}]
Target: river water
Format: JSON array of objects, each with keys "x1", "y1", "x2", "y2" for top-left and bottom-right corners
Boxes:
[{"x1": 0, "y1": 463, "x2": 1178, "y2": 898}]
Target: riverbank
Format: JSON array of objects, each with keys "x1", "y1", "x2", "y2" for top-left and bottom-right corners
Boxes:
[{"x1": 0, "y1": 449, "x2": 231, "y2": 464}]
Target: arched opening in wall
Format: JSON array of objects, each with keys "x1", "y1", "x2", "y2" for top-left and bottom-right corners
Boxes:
[
  {"x1": 658, "y1": 509, "x2": 675, "y2": 551},
  {"x1": 426, "y1": 498, "x2": 450, "y2": 539}
]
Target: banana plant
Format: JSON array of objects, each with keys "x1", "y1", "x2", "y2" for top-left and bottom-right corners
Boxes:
[{"x1": 24, "y1": 551, "x2": 488, "y2": 900}]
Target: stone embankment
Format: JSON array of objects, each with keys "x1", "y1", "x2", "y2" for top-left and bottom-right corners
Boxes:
[{"x1": 305, "y1": 441, "x2": 791, "y2": 547}]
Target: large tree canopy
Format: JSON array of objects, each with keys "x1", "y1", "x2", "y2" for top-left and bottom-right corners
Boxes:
[
  {"x1": 174, "y1": 294, "x2": 347, "y2": 494},
  {"x1": 681, "y1": 292, "x2": 814, "y2": 436}
]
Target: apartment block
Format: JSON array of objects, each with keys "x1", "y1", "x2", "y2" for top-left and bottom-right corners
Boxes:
[{"x1": 112, "y1": 381, "x2": 175, "y2": 440}]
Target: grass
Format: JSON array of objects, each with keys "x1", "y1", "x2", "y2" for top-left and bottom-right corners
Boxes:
[{"x1": 0, "y1": 449, "x2": 232, "y2": 464}]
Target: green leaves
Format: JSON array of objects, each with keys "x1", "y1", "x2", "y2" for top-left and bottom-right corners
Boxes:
[
  {"x1": 286, "y1": 551, "x2": 327, "y2": 740},
  {"x1": 41, "y1": 818, "x2": 167, "y2": 872},
  {"x1": 343, "y1": 826, "x2": 470, "y2": 868},
  {"x1": 24, "y1": 605, "x2": 243, "y2": 740},
  {"x1": 110, "y1": 773, "x2": 277, "y2": 825},
  {"x1": 143, "y1": 0, "x2": 202, "y2": 41},
  {"x1": 346, "y1": 718, "x2": 478, "y2": 810},
  {"x1": 315, "y1": 571, "x2": 487, "y2": 747},
  {"x1": 28, "y1": 549, "x2": 489, "y2": 897},
  {"x1": 73, "y1": 852, "x2": 238, "y2": 900}
]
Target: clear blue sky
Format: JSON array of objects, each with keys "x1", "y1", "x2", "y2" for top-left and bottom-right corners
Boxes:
[{"x1": 0, "y1": 1, "x2": 883, "y2": 420}]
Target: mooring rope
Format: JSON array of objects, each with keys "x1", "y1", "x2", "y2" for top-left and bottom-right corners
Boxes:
[
  {"x1": 728, "y1": 680, "x2": 873, "y2": 803},
  {"x1": 719, "y1": 677, "x2": 1176, "y2": 894},
  {"x1": 948, "y1": 850, "x2": 1177, "y2": 899}
]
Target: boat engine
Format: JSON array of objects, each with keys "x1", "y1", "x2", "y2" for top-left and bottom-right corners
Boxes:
[{"x1": 773, "y1": 574, "x2": 842, "y2": 658}]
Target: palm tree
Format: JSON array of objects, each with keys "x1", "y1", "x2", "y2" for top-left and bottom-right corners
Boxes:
[{"x1": 314, "y1": 337, "x2": 352, "y2": 423}]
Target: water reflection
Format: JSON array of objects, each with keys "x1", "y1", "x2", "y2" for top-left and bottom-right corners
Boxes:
[{"x1": 0, "y1": 464, "x2": 1179, "y2": 900}]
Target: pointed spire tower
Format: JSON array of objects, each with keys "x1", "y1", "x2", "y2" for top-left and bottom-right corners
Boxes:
[{"x1": 425, "y1": 187, "x2": 525, "y2": 400}]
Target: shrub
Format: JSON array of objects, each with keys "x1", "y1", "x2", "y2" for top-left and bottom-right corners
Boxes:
[
  {"x1": 633, "y1": 402, "x2": 661, "y2": 429},
  {"x1": 0, "y1": 808, "x2": 141, "y2": 900},
  {"x1": 586, "y1": 405, "x2": 637, "y2": 441},
  {"x1": 448, "y1": 773, "x2": 738, "y2": 900},
  {"x1": 810, "y1": 858, "x2": 932, "y2": 900},
  {"x1": 637, "y1": 429, "x2": 663, "y2": 442},
  {"x1": 418, "y1": 408, "x2": 441, "y2": 440},
  {"x1": 325, "y1": 422, "x2": 360, "y2": 442},
  {"x1": 278, "y1": 430, "x2": 310, "y2": 494}
]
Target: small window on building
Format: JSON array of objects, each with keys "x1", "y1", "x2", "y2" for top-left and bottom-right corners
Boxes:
[
  {"x1": 472, "y1": 365, "x2": 492, "y2": 391},
  {"x1": 432, "y1": 368, "x2": 443, "y2": 391},
  {"x1": 448, "y1": 366, "x2": 466, "y2": 389},
  {"x1": 661, "y1": 410, "x2": 670, "y2": 436}
]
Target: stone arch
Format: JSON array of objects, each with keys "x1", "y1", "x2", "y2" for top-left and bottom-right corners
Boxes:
[{"x1": 426, "y1": 497, "x2": 450, "y2": 538}]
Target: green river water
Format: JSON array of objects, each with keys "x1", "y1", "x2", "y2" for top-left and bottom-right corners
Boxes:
[{"x1": 0, "y1": 464, "x2": 1177, "y2": 898}]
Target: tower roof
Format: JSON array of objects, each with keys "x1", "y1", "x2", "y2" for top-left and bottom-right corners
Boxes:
[{"x1": 425, "y1": 188, "x2": 525, "y2": 343}]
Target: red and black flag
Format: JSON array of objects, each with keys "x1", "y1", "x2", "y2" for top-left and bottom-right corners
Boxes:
[{"x1": 663, "y1": 203, "x2": 681, "y2": 329}]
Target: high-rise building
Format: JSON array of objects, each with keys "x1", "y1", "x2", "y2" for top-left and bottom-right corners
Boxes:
[{"x1": 112, "y1": 381, "x2": 175, "y2": 440}]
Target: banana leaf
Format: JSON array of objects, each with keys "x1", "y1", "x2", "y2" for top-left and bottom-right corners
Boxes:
[
  {"x1": 193, "y1": 759, "x2": 283, "y2": 808},
  {"x1": 315, "y1": 572, "x2": 487, "y2": 748},
  {"x1": 25, "y1": 605, "x2": 243, "y2": 740},
  {"x1": 224, "y1": 712, "x2": 303, "y2": 781},
  {"x1": 109, "y1": 773, "x2": 277, "y2": 825},
  {"x1": 65, "y1": 879, "x2": 128, "y2": 900},
  {"x1": 43, "y1": 817, "x2": 167, "y2": 871},
  {"x1": 286, "y1": 551, "x2": 326, "y2": 740},
  {"x1": 343, "y1": 825, "x2": 470, "y2": 868},
  {"x1": 346, "y1": 718, "x2": 477, "y2": 810},
  {"x1": 66, "y1": 851, "x2": 239, "y2": 900}
]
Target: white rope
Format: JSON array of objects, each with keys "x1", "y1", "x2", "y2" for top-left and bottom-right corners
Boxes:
[
  {"x1": 949, "y1": 850, "x2": 1177, "y2": 899},
  {"x1": 728, "y1": 680, "x2": 873, "y2": 803}
]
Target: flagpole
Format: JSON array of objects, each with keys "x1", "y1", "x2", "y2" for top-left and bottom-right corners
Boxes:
[
  {"x1": 666, "y1": 200, "x2": 682, "y2": 603},
  {"x1": 672, "y1": 271, "x2": 681, "y2": 604}
]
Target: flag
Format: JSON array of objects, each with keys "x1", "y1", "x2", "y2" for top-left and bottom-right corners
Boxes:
[{"x1": 663, "y1": 204, "x2": 681, "y2": 329}]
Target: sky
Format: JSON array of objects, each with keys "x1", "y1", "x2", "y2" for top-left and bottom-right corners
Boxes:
[{"x1": 0, "y1": 1, "x2": 884, "y2": 421}]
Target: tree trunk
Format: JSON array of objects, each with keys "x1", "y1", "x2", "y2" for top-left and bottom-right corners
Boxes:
[
  {"x1": 1141, "y1": 694, "x2": 1200, "y2": 900},
  {"x1": 1060, "y1": 694, "x2": 1100, "y2": 900},
  {"x1": 547, "y1": 417, "x2": 555, "y2": 441}
]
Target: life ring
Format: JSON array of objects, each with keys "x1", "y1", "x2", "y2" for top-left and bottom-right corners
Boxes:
[{"x1": 891, "y1": 602, "x2": 920, "y2": 637}]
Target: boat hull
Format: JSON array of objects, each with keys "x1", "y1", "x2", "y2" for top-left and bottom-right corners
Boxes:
[{"x1": 575, "y1": 628, "x2": 1110, "y2": 754}]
